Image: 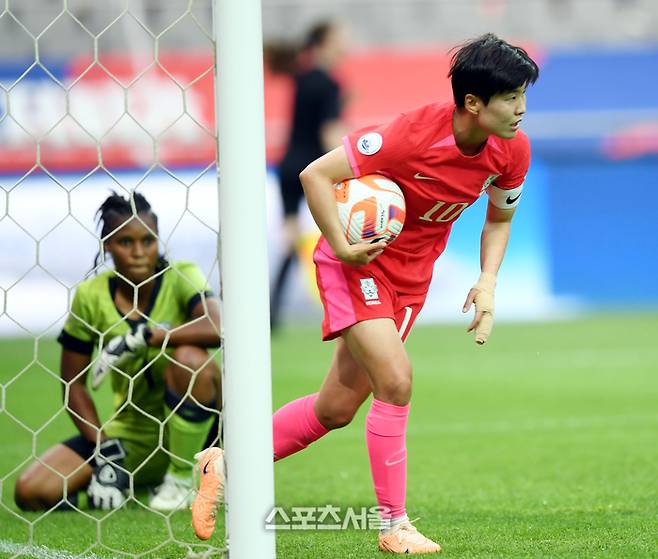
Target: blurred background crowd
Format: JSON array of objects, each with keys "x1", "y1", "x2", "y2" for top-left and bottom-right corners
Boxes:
[{"x1": 0, "y1": 0, "x2": 656, "y2": 336}]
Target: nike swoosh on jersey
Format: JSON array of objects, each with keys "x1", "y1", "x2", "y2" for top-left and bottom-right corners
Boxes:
[
  {"x1": 414, "y1": 172, "x2": 439, "y2": 181},
  {"x1": 506, "y1": 193, "x2": 522, "y2": 204}
]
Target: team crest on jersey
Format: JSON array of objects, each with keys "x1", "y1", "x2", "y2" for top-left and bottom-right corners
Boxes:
[
  {"x1": 356, "y1": 132, "x2": 383, "y2": 156},
  {"x1": 480, "y1": 174, "x2": 501, "y2": 194},
  {"x1": 360, "y1": 278, "x2": 380, "y2": 305}
]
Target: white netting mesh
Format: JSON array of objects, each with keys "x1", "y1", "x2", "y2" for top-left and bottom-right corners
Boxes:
[{"x1": 0, "y1": 1, "x2": 224, "y2": 557}]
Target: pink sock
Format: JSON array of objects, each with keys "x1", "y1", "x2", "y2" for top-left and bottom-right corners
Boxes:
[
  {"x1": 272, "y1": 393, "x2": 329, "y2": 461},
  {"x1": 366, "y1": 398, "x2": 409, "y2": 520}
]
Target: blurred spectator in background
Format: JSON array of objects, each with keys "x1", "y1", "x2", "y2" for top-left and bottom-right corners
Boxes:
[{"x1": 266, "y1": 20, "x2": 349, "y2": 330}]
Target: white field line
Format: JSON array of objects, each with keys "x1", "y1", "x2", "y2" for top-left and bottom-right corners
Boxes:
[{"x1": 0, "y1": 540, "x2": 116, "y2": 559}]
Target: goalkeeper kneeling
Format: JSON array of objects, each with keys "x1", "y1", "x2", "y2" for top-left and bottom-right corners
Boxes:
[{"x1": 14, "y1": 192, "x2": 222, "y2": 513}]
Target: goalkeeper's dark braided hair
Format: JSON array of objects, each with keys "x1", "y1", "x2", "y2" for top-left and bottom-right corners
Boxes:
[{"x1": 92, "y1": 191, "x2": 168, "y2": 273}]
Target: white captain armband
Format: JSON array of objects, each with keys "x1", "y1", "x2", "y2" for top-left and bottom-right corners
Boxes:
[{"x1": 488, "y1": 182, "x2": 524, "y2": 209}]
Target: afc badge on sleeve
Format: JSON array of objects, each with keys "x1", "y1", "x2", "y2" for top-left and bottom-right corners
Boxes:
[{"x1": 356, "y1": 133, "x2": 383, "y2": 156}]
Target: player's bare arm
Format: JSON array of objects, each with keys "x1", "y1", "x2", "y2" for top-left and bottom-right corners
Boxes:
[
  {"x1": 61, "y1": 349, "x2": 104, "y2": 442},
  {"x1": 463, "y1": 202, "x2": 516, "y2": 344},
  {"x1": 300, "y1": 146, "x2": 386, "y2": 266},
  {"x1": 147, "y1": 298, "x2": 221, "y2": 349},
  {"x1": 480, "y1": 202, "x2": 515, "y2": 276}
]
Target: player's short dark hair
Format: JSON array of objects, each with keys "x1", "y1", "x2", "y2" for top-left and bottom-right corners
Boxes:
[{"x1": 448, "y1": 33, "x2": 539, "y2": 108}]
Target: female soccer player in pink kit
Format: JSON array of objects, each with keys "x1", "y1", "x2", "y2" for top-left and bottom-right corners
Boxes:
[{"x1": 194, "y1": 33, "x2": 539, "y2": 554}]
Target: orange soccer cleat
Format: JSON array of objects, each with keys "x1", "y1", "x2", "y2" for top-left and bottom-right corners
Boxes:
[
  {"x1": 191, "y1": 447, "x2": 225, "y2": 540},
  {"x1": 378, "y1": 520, "x2": 442, "y2": 555}
]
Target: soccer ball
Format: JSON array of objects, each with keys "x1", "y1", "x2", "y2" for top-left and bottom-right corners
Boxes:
[{"x1": 335, "y1": 174, "x2": 406, "y2": 245}]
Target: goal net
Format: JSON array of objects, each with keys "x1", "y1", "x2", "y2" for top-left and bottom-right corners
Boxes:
[{"x1": 0, "y1": 1, "x2": 228, "y2": 557}]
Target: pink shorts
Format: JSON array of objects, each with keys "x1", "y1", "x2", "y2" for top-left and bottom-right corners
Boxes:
[{"x1": 313, "y1": 239, "x2": 426, "y2": 342}]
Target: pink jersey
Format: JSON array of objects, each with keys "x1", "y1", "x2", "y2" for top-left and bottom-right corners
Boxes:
[{"x1": 342, "y1": 101, "x2": 531, "y2": 295}]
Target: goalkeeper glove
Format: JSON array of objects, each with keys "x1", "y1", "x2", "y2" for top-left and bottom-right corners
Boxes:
[
  {"x1": 87, "y1": 439, "x2": 130, "y2": 510},
  {"x1": 463, "y1": 272, "x2": 496, "y2": 345},
  {"x1": 92, "y1": 323, "x2": 152, "y2": 389}
]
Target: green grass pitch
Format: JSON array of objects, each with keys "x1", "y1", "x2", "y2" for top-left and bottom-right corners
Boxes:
[{"x1": 1, "y1": 314, "x2": 657, "y2": 558}]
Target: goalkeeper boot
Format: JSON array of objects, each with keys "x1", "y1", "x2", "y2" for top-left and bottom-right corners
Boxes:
[
  {"x1": 191, "y1": 447, "x2": 225, "y2": 540},
  {"x1": 149, "y1": 473, "x2": 194, "y2": 512},
  {"x1": 378, "y1": 520, "x2": 442, "y2": 554}
]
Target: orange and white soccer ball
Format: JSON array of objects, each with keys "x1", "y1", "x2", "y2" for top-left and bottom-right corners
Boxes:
[{"x1": 335, "y1": 174, "x2": 406, "y2": 245}]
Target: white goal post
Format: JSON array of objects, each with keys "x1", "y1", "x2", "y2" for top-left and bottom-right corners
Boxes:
[{"x1": 213, "y1": 0, "x2": 276, "y2": 558}]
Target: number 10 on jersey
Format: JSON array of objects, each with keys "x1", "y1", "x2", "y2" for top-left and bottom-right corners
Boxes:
[{"x1": 419, "y1": 201, "x2": 469, "y2": 223}]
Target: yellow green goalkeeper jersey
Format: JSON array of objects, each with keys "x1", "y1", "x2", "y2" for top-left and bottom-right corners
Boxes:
[{"x1": 57, "y1": 260, "x2": 213, "y2": 439}]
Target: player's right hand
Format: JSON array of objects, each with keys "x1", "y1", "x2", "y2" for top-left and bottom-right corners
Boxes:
[
  {"x1": 92, "y1": 324, "x2": 152, "y2": 389},
  {"x1": 463, "y1": 272, "x2": 497, "y2": 345},
  {"x1": 334, "y1": 241, "x2": 387, "y2": 266},
  {"x1": 87, "y1": 438, "x2": 130, "y2": 510}
]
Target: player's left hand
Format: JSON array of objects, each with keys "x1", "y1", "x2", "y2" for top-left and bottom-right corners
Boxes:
[
  {"x1": 92, "y1": 324, "x2": 152, "y2": 389},
  {"x1": 335, "y1": 241, "x2": 387, "y2": 267},
  {"x1": 462, "y1": 272, "x2": 496, "y2": 345},
  {"x1": 87, "y1": 438, "x2": 130, "y2": 510}
]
